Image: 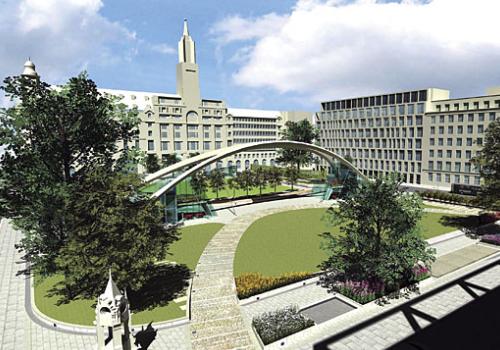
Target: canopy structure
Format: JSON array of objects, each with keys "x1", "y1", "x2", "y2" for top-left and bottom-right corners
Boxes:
[{"x1": 144, "y1": 140, "x2": 367, "y2": 199}]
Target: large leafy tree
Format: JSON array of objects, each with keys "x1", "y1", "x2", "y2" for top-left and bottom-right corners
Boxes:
[
  {"x1": 209, "y1": 168, "x2": 225, "y2": 199},
  {"x1": 252, "y1": 166, "x2": 268, "y2": 196},
  {"x1": 145, "y1": 153, "x2": 161, "y2": 173},
  {"x1": 284, "y1": 166, "x2": 299, "y2": 190},
  {"x1": 319, "y1": 176, "x2": 435, "y2": 293},
  {"x1": 267, "y1": 167, "x2": 283, "y2": 192},
  {"x1": 473, "y1": 118, "x2": 500, "y2": 210},
  {"x1": 235, "y1": 169, "x2": 254, "y2": 196},
  {"x1": 55, "y1": 167, "x2": 178, "y2": 301},
  {"x1": 277, "y1": 119, "x2": 318, "y2": 171},
  {"x1": 0, "y1": 73, "x2": 138, "y2": 273},
  {"x1": 190, "y1": 171, "x2": 208, "y2": 200}
]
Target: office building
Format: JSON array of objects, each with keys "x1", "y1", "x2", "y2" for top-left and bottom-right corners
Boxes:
[{"x1": 316, "y1": 88, "x2": 499, "y2": 190}]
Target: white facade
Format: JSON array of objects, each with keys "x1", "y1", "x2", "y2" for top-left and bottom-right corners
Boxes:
[{"x1": 100, "y1": 20, "x2": 311, "y2": 171}]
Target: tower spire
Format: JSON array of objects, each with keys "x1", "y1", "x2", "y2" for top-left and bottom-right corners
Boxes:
[{"x1": 183, "y1": 18, "x2": 189, "y2": 36}]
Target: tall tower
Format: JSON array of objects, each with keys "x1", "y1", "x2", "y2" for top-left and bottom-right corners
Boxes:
[
  {"x1": 95, "y1": 271, "x2": 132, "y2": 350},
  {"x1": 176, "y1": 19, "x2": 201, "y2": 108}
]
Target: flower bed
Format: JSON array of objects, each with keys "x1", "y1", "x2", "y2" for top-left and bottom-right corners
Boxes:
[
  {"x1": 235, "y1": 272, "x2": 312, "y2": 299},
  {"x1": 333, "y1": 266, "x2": 431, "y2": 304},
  {"x1": 252, "y1": 305, "x2": 314, "y2": 345},
  {"x1": 481, "y1": 234, "x2": 500, "y2": 246}
]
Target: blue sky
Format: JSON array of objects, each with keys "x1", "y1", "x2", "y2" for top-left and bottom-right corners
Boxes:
[{"x1": 1, "y1": 0, "x2": 500, "y2": 111}]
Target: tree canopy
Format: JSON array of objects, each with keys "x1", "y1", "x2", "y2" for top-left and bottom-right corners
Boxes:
[
  {"x1": 0, "y1": 73, "x2": 140, "y2": 273},
  {"x1": 473, "y1": 118, "x2": 500, "y2": 211},
  {"x1": 277, "y1": 119, "x2": 318, "y2": 171},
  {"x1": 55, "y1": 167, "x2": 178, "y2": 300},
  {"x1": 319, "y1": 176, "x2": 435, "y2": 293}
]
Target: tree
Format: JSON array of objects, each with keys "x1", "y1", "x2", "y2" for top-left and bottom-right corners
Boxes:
[
  {"x1": 115, "y1": 148, "x2": 144, "y2": 174},
  {"x1": 190, "y1": 171, "x2": 208, "y2": 200},
  {"x1": 285, "y1": 167, "x2": 299, "y2": 190},
  {"x1": 473, "y1": 118, "x2": 500, "y2": 210},
  {"x1": 161, "y1": 153, "x2": 179, "y2": 167},
  {"x1": 319, "y1": 176, "x2": 435, "y2": 294},
  {"x1": 54, "y1": 167, "x2": 178, "y2": 301},
  {"x1": 235, "y1": 169, "x2": 254, "y2": 196},
  {"x1": 277, "y1": 119, "x2": 318, "y2": 171},
  {"x1": 0, "y1": 73, "x2": 139, "y2": 273},
  {"x1": 227, "y1": 177, "x2": 239, "y2": 198},
  {"x1": 209, "y1": 169, "x2": 225, "y2": 199},
  {"x1": 252, "y1": 166, "x2": 268, "y2": 196},
  {"x1": 267, "y1": 167, "x2": 283, "y2": 192},
  {"x1": 145, "y1": 153, "x2": 161, "y2": 173}
]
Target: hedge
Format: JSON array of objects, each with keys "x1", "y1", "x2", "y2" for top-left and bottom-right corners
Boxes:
[
  {"x1": 253, "y1": 305, "x2": 314, "y2": 345},
  {"x1": 235, "y1": 272, "x2": 312, "y2": 299}
]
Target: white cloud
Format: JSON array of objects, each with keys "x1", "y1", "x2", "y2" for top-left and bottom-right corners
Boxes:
[
  {"x1": 150, "y1": 43, "x2": 176, "y2": 55},
  {"x1": 0, "y1": 0, "x2": 141, "y2": 85},
  {"x1": 212, "y1": 0, "x2": 500, "y2": 102}
]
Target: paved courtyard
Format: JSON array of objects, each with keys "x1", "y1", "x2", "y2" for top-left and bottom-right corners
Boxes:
[
  {"x1": 1, "y1": 198, "x2": 498, "y2": 350},
  {"x1": 0, "y1": 219, "x2": 191, "y2": 350}
]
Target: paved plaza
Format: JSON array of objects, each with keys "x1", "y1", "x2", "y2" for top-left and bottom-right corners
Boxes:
[{"x1": 1, "y1": 198, "x2": 499, "y2": 350}]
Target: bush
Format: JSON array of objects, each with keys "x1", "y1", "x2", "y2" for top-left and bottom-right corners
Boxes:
[
  {"x1": 334, "y1": 280, "x2": 385, "y2": 304},
  {"x1": 252, "y1": 305, "x2": 314, "y2": 345},
  {"x1": 332, "y1": 266, "x2": 430, "y2": 304},
  {"x1": 481, "y1": 234, "x2": 500, "y2": 246},
  {"x1": 235, "y1": 272, "x2": 312, "y2": 299},
  {"x1": 420, "y1": 190, "x2": 477, "y2": 206}
]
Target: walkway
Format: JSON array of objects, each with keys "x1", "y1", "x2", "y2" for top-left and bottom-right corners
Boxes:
[
  {"x1": 0, "y1": 219, "x2": 191, "y2": 350},
  {"x1": 189, "y1": 202, "x2": 331, "y2": 350},
  {"x1": 264, "y1": 246, "x2": 500, "y2": 349}
]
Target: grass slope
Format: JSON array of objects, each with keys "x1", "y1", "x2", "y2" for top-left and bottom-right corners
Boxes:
[
  {"x1": 234, "y1": 208, "x2": 469, "y2": 277},
  {"x1": 34, "y1": 223, "x2": 223, "y2": 326}
]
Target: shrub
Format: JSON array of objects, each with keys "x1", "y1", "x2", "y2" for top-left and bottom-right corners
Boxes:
[
  {"x1": 481, "y1": 234, "x2": 500, "y2": 246},
  {"x1": 253, "y1": 305, "x2": 314, "y2": 345},
  {"x1": 334, "y1": 279, "x2": 385, "y2": 304},
  {"x1": 332, "y1": 266, "x2": 430, "y2": 304},
  {"x1": 235, "y1": 272, "x2": 312, "y2": 299}
]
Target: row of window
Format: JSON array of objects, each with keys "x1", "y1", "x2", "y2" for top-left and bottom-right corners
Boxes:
[
  {"x1": 232, "y1": 117, "x2": 278, "y2": 123},
  {"x1": 430, "y1": 124, "x2": 485, "y2": 135},
  {"x1": 147, "y1": 140, "x2": 226, "y2": 152},
  {"x1": 428, "y1": 149, "x2": 479, "y2": 159},
  {"x1": 324, "y1": 136, "x2": 423, "y2": 149},
  {"x1": 233, "y1": 130, "x2": 277, "y2": 136},
  {"x1": 323, "y1": 126, "x2": 424, "y2": 139},
  {"x1": 429, "y1": 137, "x2": 483, "y2": 147},
  {"x1": 428, "y1": 173, "x2": 481, "y2": 186},
  {"x1": 320, "y1": 103, "x2": 425, "y2": 120},
  {"x1": 435, "y1": 100, "x2": 500, "y2": 112},
  {"x1": 233, "y1": 123, "x2": 277, "y2": 129},
  {"x1": 335, "y1": 148, "x2": 423, "y2": 161},
  {"x1": 322, "y1": 90, "x2": 428, "y2": 111},
  {"x1": 430, "y1": 112, "x2": 496, "y2": 124},
  {"x1": 427, "y1": 161, "x2": 478, "y2": 173},
  {"x1": 353, "y1": 159, "x2": 422, "y2": 173},
  {"x1": 321, "y1": 115, "x2": 424, "y2": 129}
]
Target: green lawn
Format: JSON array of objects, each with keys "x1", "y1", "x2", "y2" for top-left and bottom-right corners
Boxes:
[
  {"x1": 34, "y1": 223, "x2": 223, "y2": 326},
  {"x1": 142, "y1": 177, "x2": 290, "y2": 200},
  {"x1": 234, "y1": 208, "x2": 469, "y2": 277}
]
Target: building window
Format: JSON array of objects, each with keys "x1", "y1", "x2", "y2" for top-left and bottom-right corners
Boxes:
[
  {"x1": 147, "y1": 140, "x2": 154, "y2": 151},
  {"x1": 215, "y1": 141, "x2": 222, "y2": 149},
  {"x1": 456, "y1": 138, "x2": 462, "y2": 146},
  {"x1": 203, "y1": 141, "x2": 210, "y2": 150},
  {"x1": 454, "y1": 175, "x2": 460, "y2": 183},
  {"x1": 161, "y1": 141, "x2": 168, "y2": 151},
  {"x1": 188, "y1": 141, "x2": 198, "y2": 150},
  {"x1": 174, "y1": 141, "x2": 182, "y2": 151}
]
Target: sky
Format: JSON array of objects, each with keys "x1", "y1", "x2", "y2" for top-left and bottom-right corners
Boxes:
[{"x1": 1, "y1": 0, "x2": 500, "y2": 111}]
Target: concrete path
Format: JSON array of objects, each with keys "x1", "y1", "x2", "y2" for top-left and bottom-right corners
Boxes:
[
  {"x1": 0, "y1": 219, "x2": 191, "y2": 350},
  {"x1": 189, "y1": 202, "x2": 331, "y2": 350},
  {"x1": 266, "y1": 251, "x2": 500, "y2": 350}
]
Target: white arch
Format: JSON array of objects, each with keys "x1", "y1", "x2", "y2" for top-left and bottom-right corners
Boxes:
[{"x1": 145, "y1": 140, "x2": 367, "y2": 199}]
